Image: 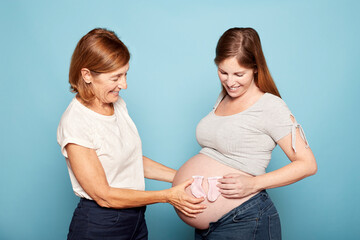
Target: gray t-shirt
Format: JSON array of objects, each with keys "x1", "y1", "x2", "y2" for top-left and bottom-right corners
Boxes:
[{"x1": 196, "y1": 92, "x2": 309, "y2": 176}]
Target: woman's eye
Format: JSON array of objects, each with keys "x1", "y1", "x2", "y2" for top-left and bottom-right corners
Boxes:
[{"x1": 236, "y1": 74, "x2": 244, "y2": 77}]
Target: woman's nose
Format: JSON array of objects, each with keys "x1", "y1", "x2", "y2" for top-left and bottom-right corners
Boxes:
[
  {"x1": 118, "y1": 77, "x2": 127, "y2": 89},
  {"x1": 225, "y1": 75, "x2": 235, "y2": 86}
]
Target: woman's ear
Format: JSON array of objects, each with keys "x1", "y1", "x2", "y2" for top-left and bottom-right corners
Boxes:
[{"x1": 81, "y1": 68, "x2": 92, "y2": 84}]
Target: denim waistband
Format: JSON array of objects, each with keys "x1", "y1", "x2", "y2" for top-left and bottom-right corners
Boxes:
[
  {"x1": 196, "y1": 190, "x2": 269, "y2": 235},
  {"x1": 80, "y1": 198, "x2": 100, "y2": 207},
  {"x1": 79, "y1": 198, "x2": 146, "y2": 212}
]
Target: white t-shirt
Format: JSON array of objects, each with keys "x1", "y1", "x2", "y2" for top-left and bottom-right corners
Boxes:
[{"x1": 57, "y1": 96, "x2": 145, "y2": 199}]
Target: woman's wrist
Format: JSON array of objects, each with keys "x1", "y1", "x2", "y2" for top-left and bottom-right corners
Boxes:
[
  {"x1": 161, "y1": 188, "x2": 172, "y2": 204},
  {"x1": 253, "y1": 175, "x2": 265, "y2": 192}
]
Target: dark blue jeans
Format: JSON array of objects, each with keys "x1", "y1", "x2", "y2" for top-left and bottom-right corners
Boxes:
[
  {"x1": 195, "y1": 191, "x2": 281, "y2": 240},
  {"x1": 67, "y1": 198, "x2": 148, "y2": 240}
]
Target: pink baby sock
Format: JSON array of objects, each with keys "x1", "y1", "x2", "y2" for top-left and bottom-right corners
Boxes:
[
  {"x1": 191, "y1": 176, "x2": 207, "y2": 199},
  {"x1": 207, "y1": 176, "x2": 222, "y2": 202}
]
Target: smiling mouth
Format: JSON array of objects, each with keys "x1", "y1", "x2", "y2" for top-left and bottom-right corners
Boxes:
[
  {"x1": 228, "y1": 86, "x2": 241, "y2": 91},
  {"x1": 110, "y1": 91, "x2": 119, "y2": 95}
]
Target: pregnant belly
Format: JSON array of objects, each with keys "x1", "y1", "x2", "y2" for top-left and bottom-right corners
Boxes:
[{"x1": 172, "y1": 153, "x2": 259, "y2": 230}]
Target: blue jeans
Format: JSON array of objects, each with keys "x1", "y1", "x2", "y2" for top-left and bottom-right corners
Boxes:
[
  {"x1": 195, "y1": 190, "x2": 281, "y2": 240},
  {"x1": 67, "y1": 198, "x2": 148, "y2": 240}
]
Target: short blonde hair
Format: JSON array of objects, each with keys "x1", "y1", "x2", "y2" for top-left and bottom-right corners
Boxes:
[{"x1": 69, "y1": 28, "x2": 130, "y2": 103}]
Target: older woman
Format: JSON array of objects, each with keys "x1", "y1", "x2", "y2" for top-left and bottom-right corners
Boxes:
[
  {"x1": 173, "y1": 27, "x2": 317, "y2": 239},
  {"x1": 57, "y1": 28, "x2": 205, "y2": 240}
]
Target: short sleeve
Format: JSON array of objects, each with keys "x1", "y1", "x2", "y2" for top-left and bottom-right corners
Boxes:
[
  {"x1": 263, "y1": 96, "x2": 309, "y2": 152},
  {"x1": 264, "y1": 98, "x2": 293, "y2": 142},
  {"x1": 57, "y1": 114, "x2": 95, "y2": 158}
]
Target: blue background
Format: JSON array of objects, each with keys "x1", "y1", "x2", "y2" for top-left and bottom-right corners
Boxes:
[{"x1": 1, "y1": 0, "x2": 359, "y2": 239}]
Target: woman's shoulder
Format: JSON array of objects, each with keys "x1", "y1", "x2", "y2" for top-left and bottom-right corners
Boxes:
[
  {"x1": 59, "y1": 98, "x2": 92, "y2": 128},
  {"x1": 259, "y1": 93, "x2": 292, "y2": 119},
  {"x1": 264, "y1": 92, "x2": 286, "y2": 104},
  {"x1": 261, "y1": 93, "x2": 289, "y2": 109},
  {"x1": 59, "y1": 98, "x2": 78, "y2": 120}
]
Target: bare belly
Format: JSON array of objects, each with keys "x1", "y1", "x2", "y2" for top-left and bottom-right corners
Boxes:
[{"x1": 172, "y1": 153, "x2": 259, "y2": 229}]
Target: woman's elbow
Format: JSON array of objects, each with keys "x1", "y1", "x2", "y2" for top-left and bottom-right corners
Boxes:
[
  {"x1": 93, "y1": 188, "x2": 131, "y2": 209},
  {"x1": 92, "y1": 188, "x2": 114, "y2": 208},
  {"x1": 94, "y1": 199, "x2": 109, "y2": 208},
  {"x1": 306, "y1": 158, "x2": 318, "y2": 176}
]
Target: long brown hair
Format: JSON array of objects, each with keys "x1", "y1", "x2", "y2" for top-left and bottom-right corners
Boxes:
[
  {"x1": 215, "y1": 27, "x2": 281, "y2": 98},
  {"x1": 69, "y1": 28, "x2": 130, "y2": 103}
]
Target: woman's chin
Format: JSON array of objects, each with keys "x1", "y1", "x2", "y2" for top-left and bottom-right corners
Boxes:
[{"x1": 225, "y1": 89, "x2": 244, "y2": 98}]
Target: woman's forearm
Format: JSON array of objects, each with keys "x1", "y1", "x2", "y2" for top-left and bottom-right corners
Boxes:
[
  {"x1": 143, "y1": 155, "x2": 176, "y2": 182},
  {"x1": 219, "y1": 133, "x2": 317, "y2": 199},
  {"x1": 255, "y1": 129, "x2": 317, "y2": 191},
  {"x1": 254, "y1": 158, "x2": 317, "y2": 191},
  {"x1": 66, "y1": 144, "x2": 205, "y2": 217},
  {"x1": 96, "y1": 186, "x2": 169, "y2": 208},
  {"x1": 95, "y1": 179, "x2": 206, "y2": 218}
]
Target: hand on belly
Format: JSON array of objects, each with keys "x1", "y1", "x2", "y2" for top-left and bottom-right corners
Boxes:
[{"x1": 172, "y1": 154, "x2": 258, "y2": 229}]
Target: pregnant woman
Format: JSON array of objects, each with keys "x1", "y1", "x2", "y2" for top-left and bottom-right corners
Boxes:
[{"x1": 173, "y1": 27, "x2": 317, "y2": 239}]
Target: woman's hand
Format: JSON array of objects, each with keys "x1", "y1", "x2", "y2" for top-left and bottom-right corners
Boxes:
[
  {"x1": 218, "y1": 173, "x2": 259, "y2": 199},
  {"x1": 167, "y1": 178, "x2": 207, "y2": 218}
]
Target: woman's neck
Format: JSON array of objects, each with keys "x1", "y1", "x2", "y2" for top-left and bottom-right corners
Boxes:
[{"x1": 76, "y1": 95, "x2": 114, "y2": 116}]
